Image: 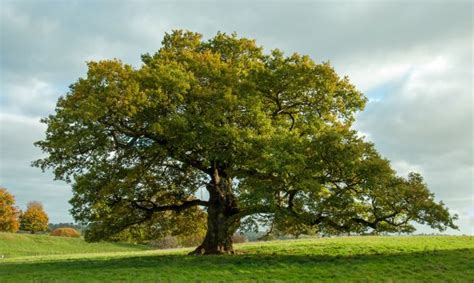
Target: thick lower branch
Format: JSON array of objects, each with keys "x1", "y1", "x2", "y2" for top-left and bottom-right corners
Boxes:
[
  {"x1": 309, "y1": 211, "x2": 403, "y2": 231},
  {"x1": 228, "y1": 205, "x2": 274, "y2": 223},
  {"x1": 132, "y1": 199, "x2": 209, "y2": 213}
]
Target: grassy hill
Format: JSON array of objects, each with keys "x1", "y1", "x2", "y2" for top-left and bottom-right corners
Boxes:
[
  {"x1": 0, "y1": 234, "x2": 473, "y2": 282},
  {"x1": 0, "y1": 232, "x2": 148, "y2": 258}
]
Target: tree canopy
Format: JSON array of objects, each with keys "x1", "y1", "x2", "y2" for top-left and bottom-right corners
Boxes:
[
  {"x1": 34, "y1": 30, "x2": 457, "y2": 254},
  {"x1": 19, "y1": 201, "x2": 49, "y2": 234},
  {"x1": 0, "y1": 187, "x2": 20, "y2": 233}
]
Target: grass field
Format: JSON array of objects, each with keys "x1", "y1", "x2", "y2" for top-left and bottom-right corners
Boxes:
[
  {"x1": 0, "y1": 232, "x2": 148, "y2": 258},
  {"x1": 1, "y1": 233, "x2": 473, "y2": 282}
]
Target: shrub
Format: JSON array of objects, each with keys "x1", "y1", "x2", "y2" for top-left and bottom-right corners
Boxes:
[
  {"x1": 178, "y1": 233, "x2": 205, "y2": 247},
  {"x1": 149, "y1": 236, "x2": 179, "y2": 249},
  {"x1": 232, "y1": 233, "x2": 248, "y2": 243},
  {"x1": 50, "y1": 227, "x2": 81, "y2": 237}
]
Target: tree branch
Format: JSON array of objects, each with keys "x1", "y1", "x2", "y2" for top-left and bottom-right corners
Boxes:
[{"x1": 132, "y1": 199, "x2": 209, "y2": 213}]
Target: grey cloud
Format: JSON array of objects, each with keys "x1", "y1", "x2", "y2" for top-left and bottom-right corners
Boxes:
[
  {"x1": 1, "y1": 79, "x2": 60, "y2": 117},
  {"x1": 353, "y1": 37, "x2": 473, "y2": 234},
  {"x1": 2, "y1": 1, "x2": 471, "y2": 114},
  {"x1": 2, "y1": 1, "x2": 471, "y2": 80},
  {"x1": 0, "y1": 114, "x2": 73, "y2": 222},
  {"x1": 0, "y1": 0, "x2": 472, "y2": 230},
  {"x1": 355, "y1": 46, "x2": 472, "y2": 174}
]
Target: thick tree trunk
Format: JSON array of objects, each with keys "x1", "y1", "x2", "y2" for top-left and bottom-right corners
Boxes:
[{"x1": 190, "y1": 168, "x2": 240, "y2": 255}]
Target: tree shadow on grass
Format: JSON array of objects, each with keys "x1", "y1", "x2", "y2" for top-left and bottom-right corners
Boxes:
[{"x1": 1, "y1": 248, "x2": 473, "y2": 282}]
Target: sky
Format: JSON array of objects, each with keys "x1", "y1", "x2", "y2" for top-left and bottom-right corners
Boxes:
[{"x1": 0, "y1": 0, "x2": 472, "y2": 234}]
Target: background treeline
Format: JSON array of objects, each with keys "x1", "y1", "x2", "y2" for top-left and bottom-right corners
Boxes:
[{"x1": 2, "y1": 186, "x2": 396, "y2": 249}]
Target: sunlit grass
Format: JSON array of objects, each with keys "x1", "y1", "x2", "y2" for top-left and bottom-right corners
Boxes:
[
  {"x1": 1, "y1": 234, "x2": 473, "y2": 282},
  {"x1": 0, "y1": 232, "x2": 149, "y2": 258}
]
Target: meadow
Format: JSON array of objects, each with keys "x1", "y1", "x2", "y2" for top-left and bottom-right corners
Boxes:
[{"x1": 0, "y1": 233, "x2": 473, "y2": 282}]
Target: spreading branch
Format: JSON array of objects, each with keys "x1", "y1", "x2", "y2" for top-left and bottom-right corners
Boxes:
[{"x1": 132, "y1": 199, "x2": 209, "y2": 213}]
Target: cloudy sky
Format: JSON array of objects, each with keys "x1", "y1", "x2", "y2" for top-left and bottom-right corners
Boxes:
[{"x1": 0, "y1": 0, "x2": 472, "y2": 234}]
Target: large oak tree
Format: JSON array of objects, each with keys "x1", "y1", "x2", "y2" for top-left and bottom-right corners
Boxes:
[{"x1": 34, "y1": 30, "x2": 457, "y2": 254}]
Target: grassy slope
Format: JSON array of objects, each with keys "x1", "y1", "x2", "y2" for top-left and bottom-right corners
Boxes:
[
  {"x1": 0, "y1": 235, "x2": 473, "y2": 282},
  {"x1": 0, "y1": 232, "x2": 148, "y2": 258}
]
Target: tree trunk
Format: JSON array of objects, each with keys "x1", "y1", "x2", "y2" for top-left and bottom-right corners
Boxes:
[{"x1": 190, "y1": 168, "x2": 240, "y2": 255}]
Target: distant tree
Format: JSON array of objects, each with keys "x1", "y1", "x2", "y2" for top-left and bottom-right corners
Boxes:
[
  {"x1": 273, "y1": 216, "x2": 316, "y2": 239},
  {"x1": 34, "y1": 30, "x2": 458, "y2": 255},
  {"x1": 19, "y1": 202, "x2": 49, "y2": 234},
  {"x1": 231, "y1": 233, "x2": 248, "y2": 243},
  {"x1": 249, "y1": 214, "x2": 314, "y2": 240},
  {"x1": 0, "y1": 187, "x2": 20, "y2": 232}
]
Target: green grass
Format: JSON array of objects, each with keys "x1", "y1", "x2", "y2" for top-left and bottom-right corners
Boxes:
[
  {"x1": 1, "y1": 234, "x2": 473, "y2": 282},
  {"x1": 0, "y1": 232, "x2": 148, "y2": 258}
]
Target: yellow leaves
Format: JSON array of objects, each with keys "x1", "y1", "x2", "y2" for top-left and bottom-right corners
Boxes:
[
  {"x1": 161, "y1": 30, "x2": 203, "y2": 52},
  {"x1": 0, "y1": 188, "x2": 20, "y2": 233},
  {"x1": 19, "y1": 201, "x2": 49, "y2": 233},
  {"x1": 318, "y1": 187, "x2": 332, "y2": 198},
  {"x1": 150, "y1": 122, "x2": 164, "y2": 135},
  {"x1": 50, "y1": 227, "x2": 81, "y2": 237},
  {"x1": 222, "y1": 88, "x2": 238, "y2": 105},
  {"x1": 65, "y1": 59, "x2": 142, "y2": 120}
]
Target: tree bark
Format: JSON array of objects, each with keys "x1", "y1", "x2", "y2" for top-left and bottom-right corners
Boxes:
[{"x1": 190, "y1": 167, "x2": 240, "y2": 255}]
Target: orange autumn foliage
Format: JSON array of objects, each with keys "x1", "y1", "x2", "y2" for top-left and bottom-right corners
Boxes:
[
  {"x1": 20, "y1": 201, "x2": 49, "y2": 234},
  {"x1": 0, "y1": 187, "x2": 20, "y2": 232},
  {"x1": 50, "y1": 227, "x2": 81, "y2": 237}
]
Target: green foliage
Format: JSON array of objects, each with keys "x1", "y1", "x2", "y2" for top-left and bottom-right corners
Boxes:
[
  {"x1": 1, "y1": 236, "x2": 473, "y2": 282},
  {"x1": 33, "y1": 30, "x2": 457, "y2": 249},
  {"x1": 86, "y1": 207, "x2": 207, "y2": 246},
  {"x1": 273, "y1": 216, "x2": 316, "y2": 239}
]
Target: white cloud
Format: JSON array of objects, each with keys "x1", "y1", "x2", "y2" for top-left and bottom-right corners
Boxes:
[{"x1": 341, "y1": 62, "x2": 412, "y2": 93}]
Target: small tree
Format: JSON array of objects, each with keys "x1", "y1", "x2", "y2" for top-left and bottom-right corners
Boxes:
[
  {"x1": 0, "y1": 187, "x2": 20, "y2": 232},
  {"x1": 19, "y1": 201, "x2": 49, "y2": 234}
]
